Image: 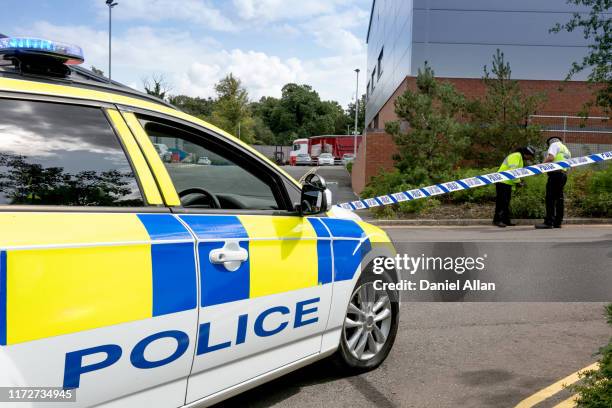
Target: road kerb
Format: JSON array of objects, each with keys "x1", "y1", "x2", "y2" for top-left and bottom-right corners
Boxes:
[{"x1": 514, "y1": 362, "x2": 598, "y2": 408}]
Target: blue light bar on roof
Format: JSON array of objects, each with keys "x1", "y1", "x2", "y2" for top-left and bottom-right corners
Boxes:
[{"x1": 0, "y1": 37, "x2": 84, "y2": 65}]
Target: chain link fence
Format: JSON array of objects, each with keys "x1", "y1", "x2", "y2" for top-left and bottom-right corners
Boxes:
[{"x1": 530, "y1": 115, "x2": 611, "y2": 168}]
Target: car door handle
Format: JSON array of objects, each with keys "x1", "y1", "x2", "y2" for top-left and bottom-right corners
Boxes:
[{"x1": 209, "y1": 240, "x2": 248, "y2": 272}]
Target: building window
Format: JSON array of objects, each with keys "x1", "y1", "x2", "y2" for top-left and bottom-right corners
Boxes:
[
  {"x1": 377, "y1": 48, "x2": 384, "y2": 79},
  {"x1": 371, "y1": 69, "x2": 376, "y2": 91},
  {"x1": 366, "y1": 81, "x2": 370, "y2": 99}
]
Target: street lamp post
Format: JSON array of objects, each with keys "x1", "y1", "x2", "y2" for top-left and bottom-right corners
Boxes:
[
  {"x1": 353, "y1": 68, "x2": 360, "y2": 156},
  {"x1": 106, "y1": 0, "x2": 118, "y2": 82}
]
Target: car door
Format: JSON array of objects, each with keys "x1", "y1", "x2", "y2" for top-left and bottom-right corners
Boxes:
[
  {"x1": 123, "y1": 111, "x2": 333, "y2": 402},
  {"x1": 0, "y1": 98, "x2": 198, "y2": 407}
]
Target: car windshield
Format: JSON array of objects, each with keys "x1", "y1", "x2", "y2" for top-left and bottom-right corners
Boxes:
[{"x1": 320, "y1": 154, "x2": 332, "y2": 157}]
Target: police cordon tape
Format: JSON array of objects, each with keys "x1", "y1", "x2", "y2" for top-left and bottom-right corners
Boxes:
[{"x1": 335, "y1": 151, "x2": 612, "y2": 211}]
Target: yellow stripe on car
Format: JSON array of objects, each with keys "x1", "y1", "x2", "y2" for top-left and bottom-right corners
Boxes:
[
  {"x1": 239, "y1": 216, "x2": 319, "y2": 298},
  {"x1": 1, "y1": 213, "x2": 154, "y2": 344},
  {"x1": 7, "y1": 245, "x2": 152, "y2": 344},
  {"x1": 121, "y1": 111, "x2": 181, "y2": 206},
  {"x1": 0, "y1": 213, "x2": 150, "y2": 248},
  {"x1": 106, "y1": 109, "x2": 163, "y2": 205}
]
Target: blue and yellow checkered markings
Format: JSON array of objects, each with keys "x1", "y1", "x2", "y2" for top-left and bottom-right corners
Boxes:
[
  {"x1": 307, "y1": 218, "x2": 333, "y2": 285},
  {"x1": 320, "y1": 218, "x2": 372, "y2": 282},
  {"x1": 137, "y1": 213, "x2": 193, "y2": 241},
  {"x1": 136, "y1": 214, "x2": 197, "y2": 316},
  {"x1": 179, "y1": 215, "x2": 248, "y2": 239},
  {"x1": 0, "y1": 213, "x2": 198, "y2": 346},
  {"x1": 199, "y1": 241, "x2": 250, "y2": 307},
  {"x1": 179, "y1": 215, "x2": 250, "y2": 307},
  {"x1": 1, "y1": 250, "x2": 6, "y2": 345}
]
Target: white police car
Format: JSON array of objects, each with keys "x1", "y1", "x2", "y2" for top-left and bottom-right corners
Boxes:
[{"x1": 0, "y1": 37, "x2": 400, "y2": 407}]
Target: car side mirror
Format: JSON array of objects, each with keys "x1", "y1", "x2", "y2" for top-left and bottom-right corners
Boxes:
[{"x1": 299, "y1": 173, "x2": 332, "y2": 216}]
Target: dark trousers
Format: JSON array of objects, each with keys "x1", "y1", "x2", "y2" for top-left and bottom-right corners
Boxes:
[
  {"x1": 544, "y1": 172, "x2": 568, "y2": 226},
  {"x1": 494, "y1": 183, "x2": 512, "y2": 224}
]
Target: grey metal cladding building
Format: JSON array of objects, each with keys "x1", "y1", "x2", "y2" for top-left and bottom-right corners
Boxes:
[{"x1": 365, "y1": 0, "x2": 595, "y2": 127}]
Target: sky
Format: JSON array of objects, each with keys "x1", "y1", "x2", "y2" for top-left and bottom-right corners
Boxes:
[{"x1": 0, "y1": 0, "x2": 371, "y2": 106}]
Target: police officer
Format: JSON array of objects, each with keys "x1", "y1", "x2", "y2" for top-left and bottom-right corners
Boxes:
[
  {"x1": 493, "y1": 146, "x2": 536, "y2": 227},
  {"x1": 535, "y1": 137, "x2": 571, "y2": 229}
]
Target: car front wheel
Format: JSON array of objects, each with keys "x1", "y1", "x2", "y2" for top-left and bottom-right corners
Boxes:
[{"x1": 333, "y1": 265, "x2": 399, "y2": 371}]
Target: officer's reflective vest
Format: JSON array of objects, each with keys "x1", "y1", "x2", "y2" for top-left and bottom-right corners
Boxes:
[
  {"x1": 498, "y1": 152, "x2": 523, "y2": 186},
  {"x1": 552, "y1": 142, "x2": 571, "y2": 172}
]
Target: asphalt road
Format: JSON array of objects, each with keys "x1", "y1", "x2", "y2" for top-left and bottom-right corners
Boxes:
[
  {"x1": 281, "y1": 165, "x2": 358, "y2": 206},
  {"x1": 216, "y1": 165, "x2": 611, "y2": 408}
]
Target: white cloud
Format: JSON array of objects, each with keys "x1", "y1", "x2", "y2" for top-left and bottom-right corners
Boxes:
[
  {"x1": 21, "y1": 21, "x2": 365, "y2": 106},
  {"x1": 305, "y1": 7, "x2": 369, "y2": 55},
  {"x1": 94, "y1": 0, "x2": 237, "y2": 32},
  {"x1": 233, "y1": 0, "x2": 352, "y2": 22}
]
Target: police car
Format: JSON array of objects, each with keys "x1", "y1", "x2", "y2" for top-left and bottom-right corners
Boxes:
[{"x1": 0, "y1": 37, "x2": 399, "y2": 407}]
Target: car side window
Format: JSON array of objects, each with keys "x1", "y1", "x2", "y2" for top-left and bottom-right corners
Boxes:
[
  {"x1": 139, "y1": 118, "x2": 283, "y2": 211},
  {"x1": 0, "y1": 99, "x2": 145, "y2": 206}
]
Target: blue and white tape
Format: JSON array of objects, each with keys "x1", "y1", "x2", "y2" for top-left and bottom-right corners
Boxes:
[{"x1": 335, "y1": 151, "x2": 612, "y2": 211}]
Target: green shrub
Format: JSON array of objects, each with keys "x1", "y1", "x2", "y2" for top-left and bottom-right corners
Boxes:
[
  {"x1": 581, "y1": 165, "x2": 612, "y2": 217},
  {"x1": 568, "y1": 304, "x2": 612, "y2": 407},
  {"x1": 448, "y1": 167, "x2": 497, "y2": 204},
  {"x1": 361, "y1": 170, "x2": 441, "y2": 217},
  {"x1": 345, "y1": 162, "x2": 353, "y2": 174},
  {"x1": 509, "y1": 176, "x2": 547, "y2": 218},
  {"x1": 361, "y1": 165, "x2": 611, "y2": 219}
]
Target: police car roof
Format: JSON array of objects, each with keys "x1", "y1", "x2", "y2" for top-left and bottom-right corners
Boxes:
[{"x1": 0, "y1": 61, "x2": 176, "y2": 110}]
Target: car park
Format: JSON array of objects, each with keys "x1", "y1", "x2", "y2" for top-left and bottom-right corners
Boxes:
[
  {"x1": 316, "y1": 153, "x2": 335, "y2": 166},
  {"x1": 0, "y1": 37, "x2": 399, "y2": 408}
]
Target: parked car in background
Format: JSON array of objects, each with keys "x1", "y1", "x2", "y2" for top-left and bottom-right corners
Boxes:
[
  {"x1": 342, "y1": 153, "x2": 355, "y2": 166},
  {"x1": 296, "y1": 153, "x2": 313, "y2": 166},
  {"x1": 317, "y1": 153, "x2": 335, "y2": 166},
  {"x1": 197, "y1": 156, "x2": 211, "y2": 165}
]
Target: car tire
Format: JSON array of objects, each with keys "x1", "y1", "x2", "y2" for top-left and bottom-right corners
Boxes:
[{"x1": 331, "y1": 262, "x2": 399, "y2": 372}]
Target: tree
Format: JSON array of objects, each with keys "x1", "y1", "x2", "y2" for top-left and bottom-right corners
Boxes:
[
  {"x1": 168, "y1": 95, "x2": 214, "y2": 118},
  {"x1": 143, "y1": 74, "x2": 171, "y2": 101},
  {"x1": 385, "y1": 64, "x2": 470, "y2": 185},
  {"x1": 346, "y1": 94, "x2": 366, "y2": 134},
  {"x1": 209, "y1": 73, "x2": 255, "y2": 143},
  {"x1": 466, "y1": 50, "x2": 545, "y2": 167},
  {"x1": 251, "y1": 84, "x2": 347, "y2": 145},
  {"x1": 551, "y1": 0, "x2": 612, "y2": 114}
]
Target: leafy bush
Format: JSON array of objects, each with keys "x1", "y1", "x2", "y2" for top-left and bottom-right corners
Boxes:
[
  {"x1": 581, "y1": 165, "x2": 612, "y2": 217},
  {"x1": 345, "y1": 162, "x2": 353, "y2": 174},
  {"x1": 568, "y1": 304, "x2": 612, "y2": 407},
  {"x1": 448, "y1": 167, "x2": 497, "y2": 204},
  {"x1": 361, "y1": 165, "x2": 612, "y2": 219},
  {"x1": 361, "y1": 170, "x2": 441, "y2": 217},
  {"x1": 509, "y1": 176, "x2": 547, "y2": 218}
]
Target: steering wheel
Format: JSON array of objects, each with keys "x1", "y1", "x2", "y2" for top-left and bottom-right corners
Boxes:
[{"x1": 178, "y1": 188, "x2": 221, "y2": 209}]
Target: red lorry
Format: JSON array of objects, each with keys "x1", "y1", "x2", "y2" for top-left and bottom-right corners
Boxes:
[{"x1": 289, "y1": 135, "x2": 363, "y2": 165}]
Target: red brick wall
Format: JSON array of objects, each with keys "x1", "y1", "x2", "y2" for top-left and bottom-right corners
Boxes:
[
  {"x1": 351, "y1": 130, "x2": 398, "y2": 195},
  {"x1": 352, "y1": 76, "x2": 607, "y2": 195}
]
